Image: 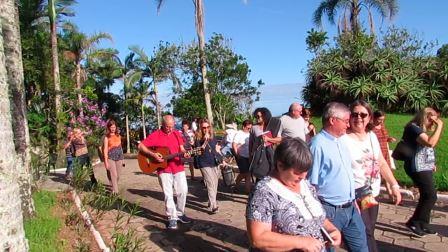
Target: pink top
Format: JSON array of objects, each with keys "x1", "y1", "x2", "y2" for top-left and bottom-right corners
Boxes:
[{"x1": 141, "y1": 129, "x2": 185, "y2": 174}]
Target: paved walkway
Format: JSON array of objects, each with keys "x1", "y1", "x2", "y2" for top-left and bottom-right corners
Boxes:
[{"x1": 42, "y1": 159, "x2": 448, "y2": 251}]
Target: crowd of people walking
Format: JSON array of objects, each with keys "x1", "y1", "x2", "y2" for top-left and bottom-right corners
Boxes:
[{"x1": 63, "y1": 99, "x2": 444, "y2": 251}]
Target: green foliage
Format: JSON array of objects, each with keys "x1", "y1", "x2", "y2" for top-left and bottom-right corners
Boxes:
[
  {"x1": 303, "y1": 28, "x2": 448, "y2": 114},
  {"x1": 306, "y1": 29, "x2": 328, "y2": 54},
  {"x1": 172, "y1": 33, "x2": 262, "y2": 128},
  {"x1": 24, "y1": 191, "x2": 62, "y2": 252}
]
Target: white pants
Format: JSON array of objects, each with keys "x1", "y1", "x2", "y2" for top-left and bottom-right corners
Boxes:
[{"x1": 158, "y1": 171, "x2": 188, "y2": 220}]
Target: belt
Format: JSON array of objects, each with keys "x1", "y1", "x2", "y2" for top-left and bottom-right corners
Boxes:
[{"x1": 320, "y1": 200, "x2": 353, "y2": 209}]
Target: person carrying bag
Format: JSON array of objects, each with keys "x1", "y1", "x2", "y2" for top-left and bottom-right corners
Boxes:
[{"x1": 248, "y1": 108, "x2": 281, "y2": 180}]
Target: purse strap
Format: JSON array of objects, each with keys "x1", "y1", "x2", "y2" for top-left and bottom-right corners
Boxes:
[{"x1": 368, "y1": 132, "x2": 376, "y2": 186}]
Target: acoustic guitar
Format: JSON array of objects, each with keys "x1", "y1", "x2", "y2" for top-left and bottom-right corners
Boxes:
[{"x1": 137, "y1": 146, "x2": 203, "y2": 174}]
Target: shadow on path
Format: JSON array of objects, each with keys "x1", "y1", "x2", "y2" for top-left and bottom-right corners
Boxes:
[{"x1": 118, "y1": 198, "x2": 249, "y2": 250}]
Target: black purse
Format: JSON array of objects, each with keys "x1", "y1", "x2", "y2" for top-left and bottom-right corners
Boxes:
[{"x1": 392, "y1": 140, "x2": 413, "y2": 161}]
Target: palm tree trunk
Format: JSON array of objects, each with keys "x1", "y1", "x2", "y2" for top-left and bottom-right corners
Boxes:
[
  {"x1": 49, "y1": 0, "x2": 64, "y2": 166},
  {"x1": 141, "y1": 104, "x2": 146, "y2": 139},
  {"x1": 123, "y1": 74, "x2": 131, "y2": 153},
  {"x1": 0, "y1": 13, "x2": 29, "y2": 251},
  {"x1": 125, "y1": 114, "x2": 130, "y2": 153},
  {"x1": 76, "y1": 61, "x2": 83, "y2": 107},
  {"x1": 194, "y1": 0, "x2": 214, "y2": 125},
  {"x1": 350, "y1": 0, "x2": 361, "y2": 33},
  {"x1": 153, "y1": 80, "x2": 162, "y2": 128},
  {"x1": 0, "y1": 0, "x2": 35, "y2": 219}
]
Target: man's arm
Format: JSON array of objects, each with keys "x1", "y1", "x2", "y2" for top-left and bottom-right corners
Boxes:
[{"x1": 138, "y1": 141, "x2": 163, "y2": 162}]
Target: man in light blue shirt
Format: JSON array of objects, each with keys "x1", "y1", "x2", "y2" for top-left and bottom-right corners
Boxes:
[{"x1": 308, "y1": 102, "x2": 368, "y2": 252}]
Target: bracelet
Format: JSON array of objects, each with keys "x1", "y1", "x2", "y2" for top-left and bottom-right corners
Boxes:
[{"x1": 391, "y1": 184, "x2": 400, "y2": 190}]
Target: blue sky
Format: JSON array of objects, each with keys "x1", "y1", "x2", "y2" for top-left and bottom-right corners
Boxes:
[{"x1": 72, "y1": 0, "x2": 448, "y2": 116}]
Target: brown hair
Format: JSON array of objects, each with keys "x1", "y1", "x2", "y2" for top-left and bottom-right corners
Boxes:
[
  {"x1": 349, "y1": 100, "x2": 374, "y2": 131},
  {"x1": 106, "y1": 120, "x2": 120, "y2": 137}
]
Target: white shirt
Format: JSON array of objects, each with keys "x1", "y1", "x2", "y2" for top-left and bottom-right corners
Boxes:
[
  {"x1": 233, "y1": 130, "x2": 250, "y2": 158},
  {"x1": 278, "y1": 114, "x2": 307, "y2": 141},
  {"x1": 342, "y1": 132, "x2": 382, "y2": 197}
]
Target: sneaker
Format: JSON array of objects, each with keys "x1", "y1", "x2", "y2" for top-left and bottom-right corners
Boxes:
[
  {"x1": 405, "y1": 222, "x2": 426, "y2": 237},
  {"x1": 421, "y1": 226, "x2": 438, "y2": 235},
  {"x1": 167, "y1": 219, "x2": 178, "y2": 230},
  {"x1": 178, "y1": 215, "x2": 192, "y2": 224}
]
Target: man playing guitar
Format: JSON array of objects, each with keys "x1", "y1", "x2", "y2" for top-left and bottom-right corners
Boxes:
[{"x1": 138, "y1": 114, "x2": 192, "y2": 230}]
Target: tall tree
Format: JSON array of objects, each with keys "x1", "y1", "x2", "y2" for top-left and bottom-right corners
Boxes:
[
  {"x1": 0, "y1": 1, "x2": 29, "y2": 250},
  {"x1": 126, "y1": 43, "x2": 179, "y2": 128},
  {"x1": 156, "y1": 0, "x2": 214, "y2": 125},
  {"x1": 174, "y1": 34, "x2": 262, "y2": 128},
  {"x1": 62, "y1": 22, "x2": 112, "y2": 107},
  {"x1": 313, "y1": 0, "x2": 398, "y2": 33},
  {"x1": 0, "y1": 0, "x2": 35, "y2": 219}
]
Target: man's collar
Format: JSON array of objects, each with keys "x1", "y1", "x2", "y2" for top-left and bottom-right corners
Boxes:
[{"x1": 321, "y1": 129, "x2": 340, "y2": 141}]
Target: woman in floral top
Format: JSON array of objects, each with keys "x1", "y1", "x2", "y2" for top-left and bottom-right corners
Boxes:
[
  {"x1": 344, "y1": 100, "x2": 401, "y2": 252},
  {"x1": 246, "y1": 138, "x2": 341, "y2": 252}
]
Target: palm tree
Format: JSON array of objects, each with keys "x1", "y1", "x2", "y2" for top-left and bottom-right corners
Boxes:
[
  {"x1": 126, "y1": 44, "x2": 179, "y2": 128},
  {"x1": 62, "y1": 22, "x2": 112, "y2": 106},
  {"x1": 0, "y1": 0, "x2": 35, "y2": 219},
  {"x1": 313, "y1": 0, "x2": 398, "y2": 34},
  {"x1": 0, "y1": 1, "x2": 29, "y2": 249},
  {"x1": 156, "y1": 0, "x2": 214, "y2": 125}
]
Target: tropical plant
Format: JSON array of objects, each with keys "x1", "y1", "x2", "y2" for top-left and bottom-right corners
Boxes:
[
  {"x1": 62, "y1": 22, "x2": 112, "y2": 107},
  {"x1": 303, "y1": 28, "x2": 448, "y2": 114},
  {"x1": 313, "y1": 0, "x2": 399, "y2": 34}
]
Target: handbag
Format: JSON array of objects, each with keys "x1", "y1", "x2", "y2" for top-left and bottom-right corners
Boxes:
[
  {"x1": 392, "y1": 140, "x2": 413, "y2": 161},
  {"x1": 355, "y1": 134, "x2": 379, "y2": 210},
  {"x1": 249, "y1": 144, "x2": 274, "y2": 178}
]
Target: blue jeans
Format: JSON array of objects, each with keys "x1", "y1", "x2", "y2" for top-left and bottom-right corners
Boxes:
[
  {"x1": 66, "y1": 157, "x2": 74, "y2": 176},
  {"x1": 322, "y1": 202, "x2": 368, "y2": 252}
]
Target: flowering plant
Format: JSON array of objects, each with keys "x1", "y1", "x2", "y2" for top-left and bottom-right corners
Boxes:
[{"x1": 67, "y1": 97, "x2": 107, "y2": 147}]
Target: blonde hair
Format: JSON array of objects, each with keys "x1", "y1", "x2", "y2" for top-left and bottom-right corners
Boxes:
[
  {"x1": 195, "y1": 118, "x2": 214, "y2": 140},
  {"x1": 408, "y1": 107, "x2": 438, "y2": 132}
]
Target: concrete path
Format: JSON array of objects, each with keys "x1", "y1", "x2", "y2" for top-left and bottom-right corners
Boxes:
[{"x1": 41, "y1": 159, "x2": 448, "y2": 252}]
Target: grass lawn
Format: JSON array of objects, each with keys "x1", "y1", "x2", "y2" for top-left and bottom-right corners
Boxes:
[
  {"x1": 309, "y1": 114, "x2": 448, "y2": 191},
  {"x1": 24, "y1": 191, "x2": 62, "y2": 252}
]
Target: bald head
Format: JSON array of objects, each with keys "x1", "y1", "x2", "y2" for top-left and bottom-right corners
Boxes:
[
  {"x1": 289, "y1": 102, "x2": 303, "y2": 119},
  {"x1": 162, "y1": 115, "x2": 175, "y2": 133}
]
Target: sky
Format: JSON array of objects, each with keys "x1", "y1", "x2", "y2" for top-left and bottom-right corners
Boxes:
[{"x1": 72, "y1": 0, "x2": 448, "y2": 116}]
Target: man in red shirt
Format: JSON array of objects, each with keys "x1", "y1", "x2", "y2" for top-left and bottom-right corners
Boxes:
[{"x1": 138, "y1": 115, "x2": 192, "y2": 229}]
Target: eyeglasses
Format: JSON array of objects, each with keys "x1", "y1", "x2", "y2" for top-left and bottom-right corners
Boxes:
[
  {"x1": 334, "y1": 117, "x2": 350, "y2": 124},
  {"x1": 351, "y1": 112, "x2": 369, "y2": 119}
]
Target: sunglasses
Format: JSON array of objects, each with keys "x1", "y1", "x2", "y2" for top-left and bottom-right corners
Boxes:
[{"x1": 351, "y1": 112, "x2": 369, "y2": 119}]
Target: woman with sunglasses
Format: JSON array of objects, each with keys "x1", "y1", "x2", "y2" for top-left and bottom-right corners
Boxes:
[
  {"x1": 194, "y1": 119, "x2": 222, "y2": 214},
  {"x1": 249, "y1": 107, "x2": 281, "y2": 180},
  {"x1": 343, "y1": 100, "x2": 401, "y2": 252},
  {"x1": 401, "y1": 108, "x2": 443, "y2": 237}
]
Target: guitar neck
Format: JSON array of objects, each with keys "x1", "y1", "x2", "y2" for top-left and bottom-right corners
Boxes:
[{"x1": 164, "y1": 148, "x2": 200, "y2": 161}]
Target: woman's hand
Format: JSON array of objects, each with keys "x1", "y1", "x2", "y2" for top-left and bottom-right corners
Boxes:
[
  {"x1": 391, "y1": 185, "x2": 402, "y2": 205},
  {"x1": 298, "y1": 237, "x2": 325, "y2": 252},
  {"x1": 104, "y1": 161, "x2": 110, "y2": 170},
  {"x1": 328, "y1": 229, "x2": 342, "y2": 247},
  {"x1": 388, "y1": 137, "x2": 397, "y2": 142}
]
